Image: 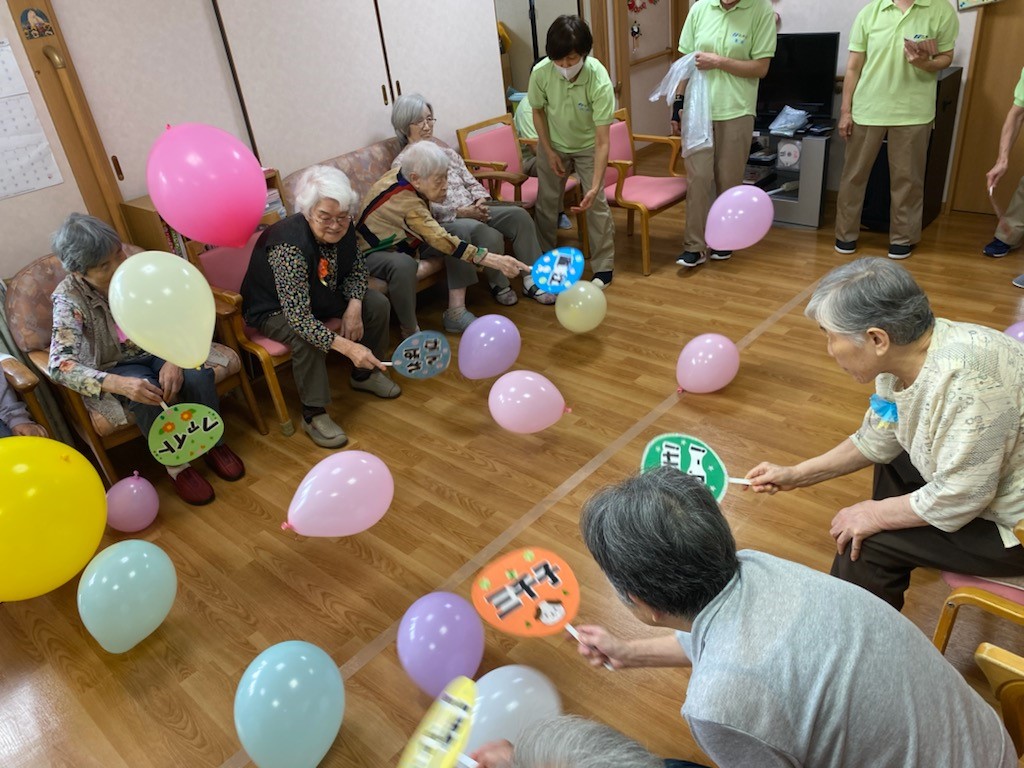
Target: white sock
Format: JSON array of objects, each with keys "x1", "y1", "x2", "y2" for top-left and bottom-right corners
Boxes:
[{"x1": 166, "y1": 463, "x2": 191, "y2": 479}]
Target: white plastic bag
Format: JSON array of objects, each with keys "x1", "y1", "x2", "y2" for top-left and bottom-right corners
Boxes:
[
  {"x1": 649, "y1": 53, "x2": 712, "y2": 158},
  {"x1": 768, "y1": 105, "x2": 810, "y2": 137}
]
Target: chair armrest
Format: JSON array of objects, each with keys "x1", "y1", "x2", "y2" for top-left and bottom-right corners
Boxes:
[
  {"x1": 519, "y1": 137, "x2": 538, "y2": 148},
  {"x1": 475, "y1": 170, "x2": 529, "y2": 186},
  {"x1": 465, "y1": 159, "x2": 508, "y2": 172},
  {"x1": 607, "y1": 160, "x2": 634, "y2": 203},
  {"x1": 212, "y1": 287, "x2": 244, "y2": 317},
  {"x1": 633, "y1": 134, "x2": 685, "y2": 177},
  {"x1": 1, "y1": 357, "x2": 39, "y2": 393}
]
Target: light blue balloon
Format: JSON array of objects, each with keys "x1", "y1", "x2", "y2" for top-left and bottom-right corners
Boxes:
[
  {"x1": 234, "y1": 641, "x2": 345, "y2": 768},
  {"x1": 77, "y1": 539, "x2": 177, "y2": 653}
]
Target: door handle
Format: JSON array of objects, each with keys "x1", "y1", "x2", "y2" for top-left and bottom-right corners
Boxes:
[
  {"x1": 396, "y1": 80, "x2": 402, "y2": 96},
  {"x1": 381, "y1": 84, "x2": 389, "y2": 106}
]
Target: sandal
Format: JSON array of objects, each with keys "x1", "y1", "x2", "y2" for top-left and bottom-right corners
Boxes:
[
  {"x1": 523, "y1": 283, "x2": 556, "y2": 305},
  {"x1": 491, "y1": 285, "x2": 519, "y2": 306}
]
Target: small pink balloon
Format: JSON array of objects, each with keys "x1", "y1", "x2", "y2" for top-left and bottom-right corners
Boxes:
[
  {"x1": 105, "y1": 471, "x2": 159, "y2": 533},
  {"x1": 1005, "y1": 321, "x2": 1024, "y2": 342},
  {"x1": 676, "y1": 334, "x2": 741, "y2": 394},
  {"x1": 146, "y1": 123, "x2": 266, "y2": 247},
  {"x1": 286, "y1": 451, "x2": 394, "y2": 537},
  {"x1": 705, "y1": 185, "x2": 775, "y2": 252},
  {"x1": 458, "y1": 314, "x2": 522, "y2": 379},
  {"x1": 488, "y1": 371, "x2": 566, "y2": 434}
]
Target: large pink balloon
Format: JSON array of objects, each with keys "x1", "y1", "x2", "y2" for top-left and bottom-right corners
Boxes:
[
  {"x1": 1005, "y1": 321, "x2": 1024, "y2": 342},
  {"x1": 147, "y1": 123, "x2": 266, "y2": 247},
  {"x1": 676, "y1": 334, "x2": 740, "y2": 394},
  {"x1": 458, "y1": 314, "x2": 521, "y2": 379},
  {"x1": 705, "y1": 185, "x2": 775, "y2": 252},
  {"x1": 105, "y1": 471, "x2": 159, "y2": 533},
  {"x1": 488, "y1": 371, "x2": 566, "y2": 434},
  {"x1": 284, "y1": 451, "x2": 394, "y2": 537}
]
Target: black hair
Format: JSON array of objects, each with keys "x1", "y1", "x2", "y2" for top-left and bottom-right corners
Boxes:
[{"x1": 545, "y1": 15, "x2": 593, "y2": 60}]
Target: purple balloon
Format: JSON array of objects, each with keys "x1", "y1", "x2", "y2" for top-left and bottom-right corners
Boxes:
[
  {"x1": 676, "y1": 333, "x2": 741, "y2": 394},
  {"x1": 705, "y1": 185, "x2": 775, "y2": 252},
  {"x1": 458, "y1": 314, "x2": 522, "y2": 380},
  {"x1": 397, "y1": 592, "x2": 484, "y2": 698},
  {"x1": 105, "y1": 471, "x2": 159, "y2": 532},
  {"x1": 1005, "y1": 321, "x2": 1024, "y2": 342}
]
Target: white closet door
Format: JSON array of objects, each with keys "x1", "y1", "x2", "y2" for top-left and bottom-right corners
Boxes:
[
  {"x1": 216, "y1": 0, "x2": 393, "y2": 177},
  {"x1": 53, "y1": 0, "x2": 249, "y2": 200},
  {"x1": 377, "y1": 0, "x2": 506, "y2": 148}
]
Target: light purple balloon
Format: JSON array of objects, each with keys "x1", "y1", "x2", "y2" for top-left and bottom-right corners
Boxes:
[
  {"x1": 397, "y1": 592, "x2": 484, "y2": 698},
  {"x1": 284, "y1": 451, "x2": 394, "y2": 537},
  {"x1": 458, "y1": 314, "x2": 522, "y2": 380},
  {"x1": 488, "y1": 370, "x2": 566, "y2": 434},
  {"x1": 105, "y1": 471, "x2": 159, "y2": 532},
  {"x1": 676, "y1": 334, "x2": 741, "y2": 394},
  {"x1": 705, "y1": 185, "x2": 775, "y2": 252},
  {"x1": 1005, "y1": 321, "x2": 1024, "y2": 342}
]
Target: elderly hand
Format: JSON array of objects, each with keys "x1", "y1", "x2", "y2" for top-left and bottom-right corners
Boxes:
[
  {"x1": 570, "y1": 188, "x2": 599, "y2": 214},
  {"x1": 694, "y1": 51, "x2": 723, "y2": 71},
  {"x1": 482, "y1": 252, "x2": 530, "y2": 279},
  {"x1": 575, "y1": 625, "x2": 631, "y2": 670},
  {"x1": 830, "y1": 500, "x2": 884, "y2": 561},
  {"x1": 745, "y1": 462, "x2": 799, "y2": 494},
  {"x1": 340, "y1": 301, "x2": 364, "y2": 342},
  {"x1": 158, "y1": 362, "x2": 184, "y2": 402},
  {"x1": 340, "y1": 341, "x2": 385, "y2": 372},
  {"x1": 461, "y1": 199, "x2": 491, "y2": 222},
  {"x1": 12, "y1": 422, "x2": 48, "y2": 438},
  {"x1": 469, "y1": 740, "x2": 514, "y2": 768},
  {"x1": 108, "y1": 374, "x2": 164, "y2": 406}
]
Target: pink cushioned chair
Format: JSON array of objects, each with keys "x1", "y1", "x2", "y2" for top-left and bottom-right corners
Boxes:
[{"x1": 604, "y1": 108, "x2": 688, "y2": 276}]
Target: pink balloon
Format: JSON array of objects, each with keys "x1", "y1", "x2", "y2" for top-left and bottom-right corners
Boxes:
[
  {"x1": 488, "y1": 371, "x2": 566, "y2": 434},
  {"x1": 397, "y1": 592, "x2": 484, "y2": 698},
  {"x1": 284, "y1": 451, "x2": 394, "y2": 537},
  {"x1": 705, "y1": 185, "x2": 775, "y2": 251},
  {"x1": 1005, "y1": 321, "x2": 1024, "y2": 342},
  {"x1": 458, "y1": 314, "x2": 522, "y2": 379},
  {"x1": 105, "y1": 471, "x2": 159, "y2": 533},
  {"x1": 146, "y1": 123, "x2": 266, "y2": 247},
  {"x1": 676, "y1": 334, "x2": 741, "y2": 394}
]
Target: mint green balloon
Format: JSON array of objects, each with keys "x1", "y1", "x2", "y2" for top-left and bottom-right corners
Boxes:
[
  {"x1": 234, "y1": 641, "x2": 345, "y2": 768},
  {"x1": 77, "y1": 540, "x2": 177, "y2": 653}
]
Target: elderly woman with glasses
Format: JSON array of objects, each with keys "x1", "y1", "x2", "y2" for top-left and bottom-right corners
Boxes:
[
  {"x1": 358, "y1": 140, "x2": 530, "y2": 335},
  {"x1": 49, "y1": 213, "x2": 244, "y2": 505},
  {"x1": 747, "y1": 258, "x2": 1024, "y2": 611},
  {"x1": 240, "y1": 165, "x2": 399, "y2": 450},
  {"x1": 389, "y1": 93, "x2": 554, "y2": 307}
]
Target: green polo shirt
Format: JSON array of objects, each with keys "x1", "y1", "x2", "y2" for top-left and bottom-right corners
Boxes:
[
  {"x1": 850, "y1": 0, "x2": 959, "y2": 126},
  {"x1": 677, "y1": 0, "x2": 777, "y2": 122},
  {"x1": 527, "y1": 57, "x2": 615, "y2": 154},
  {"x1": 1014, "y1": 67, "x2": 1024, "y2": 109}
]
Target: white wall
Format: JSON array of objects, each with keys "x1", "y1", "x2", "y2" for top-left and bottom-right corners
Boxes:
[{"x1": 0, "y1": 15, "x2": 86, "y2": 278}]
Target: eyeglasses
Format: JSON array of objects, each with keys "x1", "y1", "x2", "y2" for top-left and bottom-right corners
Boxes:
[
  {"x1": 412, "y1": 116, "x2": 437, "y2": 128},
  {"x1": 312, "y1": 212, "x2": 352, "y2": 227}
]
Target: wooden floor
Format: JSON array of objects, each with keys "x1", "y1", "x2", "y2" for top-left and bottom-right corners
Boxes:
[{"x1": 3, "y1": 157, "x2": 1023, "y2": 766}]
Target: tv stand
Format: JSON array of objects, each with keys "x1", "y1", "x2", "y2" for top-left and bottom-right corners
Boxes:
[{"x1": 746, "y1": 124, "x2": 832, "y2": 229}]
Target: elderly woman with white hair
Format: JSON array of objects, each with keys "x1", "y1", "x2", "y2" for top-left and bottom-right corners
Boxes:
[
  {"x1": 357, "y1": 140, "x2": 530, "y2": 334},
  {"x1": 240, "y1": 165, "x2": 398, "y2": 450},
  {"x1": 390, "y1": 93, "x2": 554, "y2": 307},
  {"x1": 748, "y1": 257, "x2": 1024, "y2": 610}
]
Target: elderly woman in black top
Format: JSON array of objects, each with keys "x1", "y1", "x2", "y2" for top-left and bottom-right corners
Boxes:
[{"x1": 241, "y1": 165, "x2": 399, "y2": 449}]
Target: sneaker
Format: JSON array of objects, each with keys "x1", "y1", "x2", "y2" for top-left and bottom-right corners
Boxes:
[
  {"x1": 592, "y1": 271, "x2": 613, "y2": 289},
  {"x1": 1013, "y1": 274, "x2": 1024, "y2": 289},
  {"x1": 350, "y1": 370, "x2": 401, "y2": 399},
  {"x1": 834, "y1": 239, "x2": 857, "y2": 255},
  {"x1": 558, "y1": 213, "x2": 573, "y2": 230},
  {"x1": 676, "y1": 251, "x2": 707, "y2": 268},
  {"x1": 170, "y1": 467, "x2": 215, "y2": 505},
  {"x1": 203, "y1": 444, "x2": 245, "y2": 481},
  {"x1": 709, "y1": 250, "x2": 732, "y2": 261},
  {"x1": 443, "y1": 308, "x2": 477, "y2": 334},
  {"x1": 983, "y1": 238, "x2": 1014, "y2": 258},
  {"x1": 888, "y1": 243, "x2": 914, "y2": 260},
  {"x1": 302, "y1": 413, "x2": 348, "y2": 448}
]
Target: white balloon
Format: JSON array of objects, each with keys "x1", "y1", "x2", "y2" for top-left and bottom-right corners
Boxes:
[{"x1": 465, "y1": 665, "x2": 562, "y2": 752}]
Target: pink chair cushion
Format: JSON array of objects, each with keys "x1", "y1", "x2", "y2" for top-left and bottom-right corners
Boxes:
[
  {"x1": 243, "y1": 317, "x2": 343, "y2": 358},
  {"x1": 605, "y1": 175, "x2": 689, "y2": 210},
  {"x1": 197, "y1": 232, "x2": 262, "y2": 293},
  {"x1": 942, "y1": 572, "x2": 1024, "y2": 603},
  {"x1": 466, "y1": 124, "x2": 523, "y2": 175}
]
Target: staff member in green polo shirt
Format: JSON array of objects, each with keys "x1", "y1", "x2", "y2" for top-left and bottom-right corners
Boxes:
[
  {"x1": 984, "y1": 68, "x2": 1024, "y2": 283},
  {"x1": 529, "y1": 15, "x2": 617, "y2": 288},
  {"x1": 834, "y1": 0, "x2": 959, "y2": 260}
]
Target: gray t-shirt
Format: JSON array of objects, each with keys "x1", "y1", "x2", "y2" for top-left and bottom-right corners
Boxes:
[{"x1": 676, "y1": 551, "x2": 1015, "y2": 767}]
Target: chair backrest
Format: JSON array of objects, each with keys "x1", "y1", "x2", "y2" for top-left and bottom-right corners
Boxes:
[
  {"x1": 457, "y1": 115, "x2": 523, "y2": 175},
  {"x1": 4, "y1": 254, "x2": 66, "y2": 353},
  {"x1": 975, "y1": 642, "x2": 1024, "y2": 757},
  {"x1": 195, "y1": 231, "x2": 262, "y2": 293},
  {"x1": 281, "y1": 137, "x2": 404, "y2": 212}
]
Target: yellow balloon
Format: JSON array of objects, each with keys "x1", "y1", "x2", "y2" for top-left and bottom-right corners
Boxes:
[
  {"x1": 0, "y1": 437, "x2": 107, "y2": 601},
  {"x1": 555, "y1": 281, "x2": 608, "y2": 333},
  {"x1": 108, "y1": 250, "x2": 215, "y2": 368}
]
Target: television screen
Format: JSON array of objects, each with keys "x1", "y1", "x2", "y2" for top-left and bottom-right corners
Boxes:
[{"x1": 756, "y1": 32, "x2": 840, "y2": 124}]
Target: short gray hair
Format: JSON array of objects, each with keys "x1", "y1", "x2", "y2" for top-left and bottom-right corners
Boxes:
[
  {"x1": 805, "y1": 257, "x2": 934, "y2": 345},
  {"x1": 512, "y1": 716, "x2": 662, "y2": 768},
  {"x1": 392, "y1": 92, "x2": 432, "y2": 146},
  {"x1": 580, "y1": 467, "x2": 738, "y2": 620},
  {"x1": 292, "y1": 165, "x2": 358, "y2": 218},
  {"x1": 52, "y1": 213, "x2": 122, "y2": 274},
  {"x1": 399, "y1": 140, "x2": 449, "y2": 179}
]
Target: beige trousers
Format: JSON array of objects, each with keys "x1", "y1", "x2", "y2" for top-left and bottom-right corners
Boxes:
[
  {"x1": 996, "y1": 174, "x2": 1024, "y2": 247},
  {"x1": 835, "y1": 123, "x2": 931, "y2": 246},
  {"x1": 682, "y1": 115, "x2": 755, "y2": 253}
]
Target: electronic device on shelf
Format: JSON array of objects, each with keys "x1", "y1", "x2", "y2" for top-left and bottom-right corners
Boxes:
[{"x1": 755, "y1": 33, "x2": 840, "y2": 129}]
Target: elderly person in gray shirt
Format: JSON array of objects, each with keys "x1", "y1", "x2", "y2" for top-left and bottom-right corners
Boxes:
[
  {"x1": 573, "y1": 468, "x2": 1015, "y2": 768},
  {"x1": 748, "y1": 258, "x2": 1024, "y2": 610}
]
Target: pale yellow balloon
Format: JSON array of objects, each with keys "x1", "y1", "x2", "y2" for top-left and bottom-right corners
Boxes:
[
  {"x1": 108, "y1": 250, "x2": 215, "y2": 368},
  {"x1": 555, "y1": 281, "x2": 608, "y2": 333}
]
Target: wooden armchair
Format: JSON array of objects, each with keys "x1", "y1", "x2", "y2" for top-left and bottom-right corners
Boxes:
[
  {"x1": 975, "y1": 642, "x2": 1024, "y2": 758},
  {"x1": 3, "y1": 248, "x2": 266, "y2": 486},
  {"x1": 1, "y1": 355, "x2": 49, "y2": 434}
]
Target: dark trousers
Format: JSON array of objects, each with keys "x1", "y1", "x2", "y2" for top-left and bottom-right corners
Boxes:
[
  {"x1": 830, "y1": 451, "x2": 1024, "y2": 610},
  {"x1": 664, "y1": 760, "x2": 710, "y2": 767},
  {"x1": 0, "y1": 418, "x2": 11, "y2": 437}
]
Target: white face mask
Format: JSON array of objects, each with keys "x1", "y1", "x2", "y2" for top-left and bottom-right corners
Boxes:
[{"x1": 556, "y1": 57, "x2": 585, "y2": 81}]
